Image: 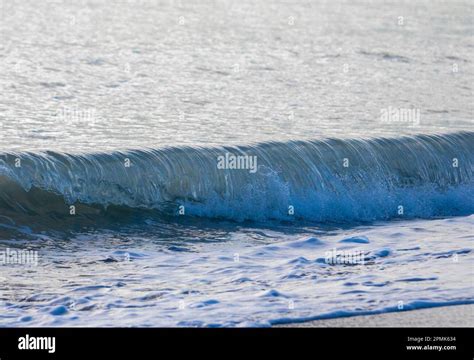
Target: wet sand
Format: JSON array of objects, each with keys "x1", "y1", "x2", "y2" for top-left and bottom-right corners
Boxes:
[{"x1": 274, "y1": 304, "x2": 474, "y2": 327}]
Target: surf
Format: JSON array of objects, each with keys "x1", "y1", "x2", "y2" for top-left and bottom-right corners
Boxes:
[{"x1": 0, "y1": 131, "x2": 472, "y2": 232}]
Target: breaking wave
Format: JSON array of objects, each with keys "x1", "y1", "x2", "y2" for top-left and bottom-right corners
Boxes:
[{"x1": 0, "y1": 132, "x2": 473, "y2": 231}]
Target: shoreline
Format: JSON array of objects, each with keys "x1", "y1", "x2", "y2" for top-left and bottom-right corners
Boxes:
[{"x1": 273, "y1": 304, "x2": 474, "y2": 327}]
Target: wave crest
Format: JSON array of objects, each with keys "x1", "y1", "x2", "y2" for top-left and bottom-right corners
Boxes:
[{"x1": 0, "y1": 132, "x2": 473, "y2": 228}]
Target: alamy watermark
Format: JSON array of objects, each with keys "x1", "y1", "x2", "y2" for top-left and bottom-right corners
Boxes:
[
  {"x1": 0, "y1": 248, "x2": 38, "y2": 267},
  {"x1": 380, "y1": 106, "x2": 420, "y2": 127},
  {"x1": 325, "y1": 248, "x2": 365, "y2": 265},
  {"x1": 217, "y1": 153, "x2": 258, "y2": 173},
  {"x1": 55, "y1": 106, "x2": 97, "y2": 124}
]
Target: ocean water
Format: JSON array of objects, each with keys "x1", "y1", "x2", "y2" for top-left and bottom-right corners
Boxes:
[{"x1": 0, "y1": 0, "x2": 473, "y2": 326}]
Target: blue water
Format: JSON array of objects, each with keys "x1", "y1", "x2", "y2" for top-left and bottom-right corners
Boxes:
[
  {"x1": 0, "y1": 0, "x2": 473, "y2": 326},
  {"x1": 1, "y1": 132, "x2": 473, "y2": 326}
]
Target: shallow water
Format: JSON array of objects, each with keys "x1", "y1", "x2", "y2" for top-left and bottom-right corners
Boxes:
[
  {"x1": 0, "y1": 0, "x2": 473, "y2": 327},
  {"x1": 1, "y1": 216, "x2": 473, "y2": 326}
]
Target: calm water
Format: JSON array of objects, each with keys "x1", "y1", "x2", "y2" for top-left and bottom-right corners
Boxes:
[
  {"x1": 0, "y1": 0, "x2": 473, "y2": 326},
  {"x1": 0, "y1": 0, "x2": 472, "y2": 151}
]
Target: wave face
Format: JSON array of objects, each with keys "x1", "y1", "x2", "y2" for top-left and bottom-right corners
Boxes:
[{"x1": 0, "y1": 132, "x2": 473, "y2": 228}]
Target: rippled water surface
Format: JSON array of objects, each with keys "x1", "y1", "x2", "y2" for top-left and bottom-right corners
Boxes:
[{"x1": 0, "y1": 0, "x2": 472, "y2": 152}]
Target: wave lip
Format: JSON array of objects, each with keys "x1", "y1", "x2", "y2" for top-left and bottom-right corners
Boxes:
[{"x1": 0, "y1": 131, "x2": 473, "y2": 228}]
